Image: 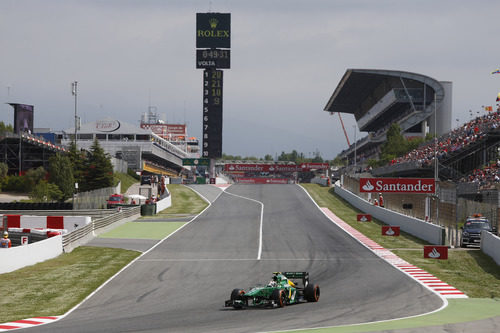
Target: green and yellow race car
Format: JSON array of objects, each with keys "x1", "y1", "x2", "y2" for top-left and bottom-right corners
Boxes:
[{"x1": 224, "y1": 272, "x2": 320, "y2": 309}]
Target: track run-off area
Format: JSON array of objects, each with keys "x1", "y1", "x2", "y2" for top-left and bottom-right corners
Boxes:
[{"x1": 6, "y1": 184, "x2": 500, "y2": 333}]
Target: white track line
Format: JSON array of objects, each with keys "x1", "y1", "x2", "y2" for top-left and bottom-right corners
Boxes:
[
  {"x1": 0, "y1": 186, "x2": 223, "y2": 332},
  {"x1": 222, "y1": 190, "x2": 264, "y2": 260}
]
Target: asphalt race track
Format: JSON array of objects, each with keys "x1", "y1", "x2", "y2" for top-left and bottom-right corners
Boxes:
[{"x1": 27, "y1": 184, "x2": 443, "y2": 333}]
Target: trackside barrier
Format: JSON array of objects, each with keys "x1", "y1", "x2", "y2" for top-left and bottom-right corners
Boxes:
[
  {"x1": 0, "y1": 235, "x2": 63, "y2": 274},
  {"x1": 62, "y1": 206, "x2": 141, "y2": 252},
  {"x1": 1, "y1": 207, "x2": 141, "y2": 273},
  {"x1": 155, "y1": 194, "x2": 172, "y2": 213},
  {"x1": 335, "y1": 185, "x2": 445, "y2": 245},
  {"x1": 3, "y1": 215, "x2": 91, "y2": 233},
  {"x1": 481, "y1": 231, "x2": 500, "y2": 265}
]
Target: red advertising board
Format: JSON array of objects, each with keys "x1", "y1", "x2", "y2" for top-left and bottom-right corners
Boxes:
[
  {"x1": 359, "y1": 178, "x2": 435, "y2": 194},
  {"x1": 356, "y1": 214, "x2": 372, "y2": 222},
  {"x1": 235, "y1": 178, "x2": 289, "y2": 184},
  {"x1": 140, "y1": 124, "x2": 187, "y2": 137},
  {"x1": 423, "y1": 245, "x2": 448, "y2": 260},
  {"x1": 299, "y1": 163, "x2": 329, "y2": 170},
  {"x1": 382, "y1": 225, "x2": 400, "y2": 236},
  {"x1": 225, "y1": 163, "x2": 329, "y2": 173},
  {"x1": 225, "y1": 164, "x2": 297, "y2": 173}
]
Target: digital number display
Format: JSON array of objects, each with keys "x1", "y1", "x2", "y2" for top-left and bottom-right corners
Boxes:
[
  {"x1": 196, "y1": 49, "x2": 230, "y2": 69},
  {"x1": 202, "y1": 68, "x2": 223, "y2": 158}
]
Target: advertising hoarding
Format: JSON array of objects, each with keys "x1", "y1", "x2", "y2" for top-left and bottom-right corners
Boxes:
[
  {"x1": 196, "y1": 13, "x2": 231, "y2": 48},
  {"x1": 359, "y1": 178, "x2": 435, "y2": 193},
  {"x1": 224, "y1": 163, "x2": 330, "y2": 173}
]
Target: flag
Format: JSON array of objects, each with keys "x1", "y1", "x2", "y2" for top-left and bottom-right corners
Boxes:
[
  {"x1": 492, "y1": 69, "x2": 500, "y2": 74},
  {"x1": 483, "y1": 106, "x2": 493, "y2": 111},
  {"x1": 497, "y1": 93, "x2": 500, "y2": 102}
]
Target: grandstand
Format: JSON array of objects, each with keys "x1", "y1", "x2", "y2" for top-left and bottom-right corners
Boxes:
[
  {"x1": 0, "y1": 132, "x2": 67, "y2": 175},
  {"x1": 61, "y1": 118, "x2": 190, "y2": 178},
  {"x1": 372, "y1": 109, "x2": 500, "y2": 182},
  {"x1": 324, "y1": 69, "x2": 452, "y2": 165}
]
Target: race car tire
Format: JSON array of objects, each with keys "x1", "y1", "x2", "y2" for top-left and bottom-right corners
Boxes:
[
  {"x1": 272, "y1": 289, "x2": 286, "y2": 307},
  {"x1": 304, "y1": 284, "x2": 320, "y2": 302},
  {"x1": 230, "y1": 289, "x2": 246, "y2": 309}
]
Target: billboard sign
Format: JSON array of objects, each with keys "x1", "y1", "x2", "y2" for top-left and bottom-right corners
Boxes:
[
  {"x1": 357, "y1": 214, "x2": 372, "y2": 222},
  {"x1": 224, "y1": 163, "x2": 330, "y2": 173},
  {"x1": 382, "y1": 226, "x2": 400, "y2": 236},
  {"x1": 235, "y1": 178, "x2": 289, "y2": 184},
  {"x1": 423, "y1": 245, "x2": 448, "y2": 260},
  {"x1": 141, "y1": 124, "x2": 187, "y2": 137},
  {"x1": 299, "y1": 163, "x2": 329, "y2": 170},
  {"x1": 182, "y1": 158, "x2": 210, "y2": 166},
  {"x1": 196, "y1": 13, "x2": 231, "y2": 48},
  {"x1": 10, "y1": 104, "x2": 34, "y2": 134},
  {"x1": 359, "y1": 178, "x2": 435, "y2": 194}
]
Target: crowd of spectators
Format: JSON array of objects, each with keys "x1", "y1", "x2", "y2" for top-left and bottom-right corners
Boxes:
[
  {"x1": 461, "y1": 160, "x2": 500, "y2": 189},
  {"x1": 392, "y1": 109, "x2": 500, "y2": 167}
]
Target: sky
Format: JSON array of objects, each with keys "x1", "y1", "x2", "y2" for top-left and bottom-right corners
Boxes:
[{"x1": 1, "y1": 0, "x2": 500, "y2": 160}]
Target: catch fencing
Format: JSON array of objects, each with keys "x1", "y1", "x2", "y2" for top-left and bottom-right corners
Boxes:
[{"x1": 341, "y1": 174, "x2": 499, "y2": 247}]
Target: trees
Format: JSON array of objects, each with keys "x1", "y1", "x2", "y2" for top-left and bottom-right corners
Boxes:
[
  {"x1": 48, "y1": 153, "x2": 74, "y2": 201},
  {"x1": 0, "y1": 121, "x2": 13, "y2": 136},
  {"x1": 80, "y1": 138, "x2": 114, "y2": 192}
]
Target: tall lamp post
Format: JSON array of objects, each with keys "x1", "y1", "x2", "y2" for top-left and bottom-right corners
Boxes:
[
  {"x1": 353, "y1": 125, "x2": 357, "y2": 169},
  {"x1": 71, "y1": 81, "x2": 78, "y2": 148}
]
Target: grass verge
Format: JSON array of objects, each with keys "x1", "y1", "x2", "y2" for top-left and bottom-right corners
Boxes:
[
  {"x1": 0, "y1": 246, "x2": 140, "y2": 323},
  {"x1": 99, "y1": 222, "x2": 185, "y2": 240},
  {"x1": 142, "y1": 184, "x2": 209, "y2": 220},
  {"x1": 114, "y1": 172, "x2": 139, "y2": 194},
  {"x1": 301, "y1": 183, "x2": 500, "y2": 298}
]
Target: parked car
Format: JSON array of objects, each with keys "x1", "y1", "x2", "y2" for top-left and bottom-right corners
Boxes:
[
  {"x1": 460, "y1": 214, "x2": 496, "y2": 247},
  {"x1": 107, "y1": 194, "x2": 125, "y2": 208}
]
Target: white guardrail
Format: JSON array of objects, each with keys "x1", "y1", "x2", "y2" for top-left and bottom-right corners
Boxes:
[
  {"x1": 481, "y1": 231, "x2": 500, "y2": 265},
  {"x1": 335, "y1": 185, "x2": 445, "y2": 245},
  {"x1": 1, "y1": 206, "x2": 142, "y2": 273},
  {"x1": 0, "y1": 235, "x2": 63, "y2": 274}
]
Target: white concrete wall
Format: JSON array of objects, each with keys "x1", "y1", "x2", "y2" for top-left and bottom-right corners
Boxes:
[
  {"x1": 0, "y1": 235, "x2": 63, "y2": 274},
  {"x1": 311, "y1": 177, "x2": 328, "y2": 186},
  {"x1": 155, "y1": 195, "x2": 172, "y2": 213},
  {"x1": 481, "y1": 231, "x2": 500, "y2": 266},
  {"x1": 335, "y1": 185, "x2": 445, "y2": 245}
]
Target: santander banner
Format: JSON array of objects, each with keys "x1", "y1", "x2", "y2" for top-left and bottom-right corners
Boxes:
[
  {"x1": 235, "y1": 178, "x2": 289, "y2": 184},
  {"x1": 225, "y1": 163, "x2": 329, "y2": 173},
  {"x1": 359, "y1": 178, "x2": 435, "y2": 194}
]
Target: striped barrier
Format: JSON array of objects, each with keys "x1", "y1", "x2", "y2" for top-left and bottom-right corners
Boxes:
[{"x1": 4, "y1": 215, "x2": 91, "y2": 233}]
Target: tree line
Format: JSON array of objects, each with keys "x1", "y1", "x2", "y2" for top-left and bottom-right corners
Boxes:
[{"x1": 221, "y1": 149, "x2": 326, "y2": 164}]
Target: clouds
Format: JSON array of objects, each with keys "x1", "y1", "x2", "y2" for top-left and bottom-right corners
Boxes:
[{"x1": 1, "y1": 0, "x2": 500, "y2": 159}]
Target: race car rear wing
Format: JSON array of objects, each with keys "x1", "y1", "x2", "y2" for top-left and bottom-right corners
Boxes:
[{"x1": 282, "y1": 272, "x2": 310, "y2": 287}]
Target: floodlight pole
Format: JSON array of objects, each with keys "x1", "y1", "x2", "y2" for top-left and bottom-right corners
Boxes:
[
  {"x1": 353, "y1": 125, "x2": 357, "y2": 169},
  {"x1": 72, "y1": 81, "x2": 78, "y2": 148},
  {"x1": 434, "y1": 93, "x2": 440, "y2": 227}
]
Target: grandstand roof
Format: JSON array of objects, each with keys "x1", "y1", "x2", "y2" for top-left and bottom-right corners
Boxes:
[{"x1": 323, "y1": 69, "x2": 444, "y2": 122}]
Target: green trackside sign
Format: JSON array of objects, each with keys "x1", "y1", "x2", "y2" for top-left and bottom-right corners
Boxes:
[{"x1": 182, "y1": 158, "x2": 210, "y2": 166}]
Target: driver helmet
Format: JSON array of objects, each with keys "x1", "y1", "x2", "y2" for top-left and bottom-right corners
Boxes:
[{"x1": 3, "y1": 231, "x2": 8, "y2": 238}]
